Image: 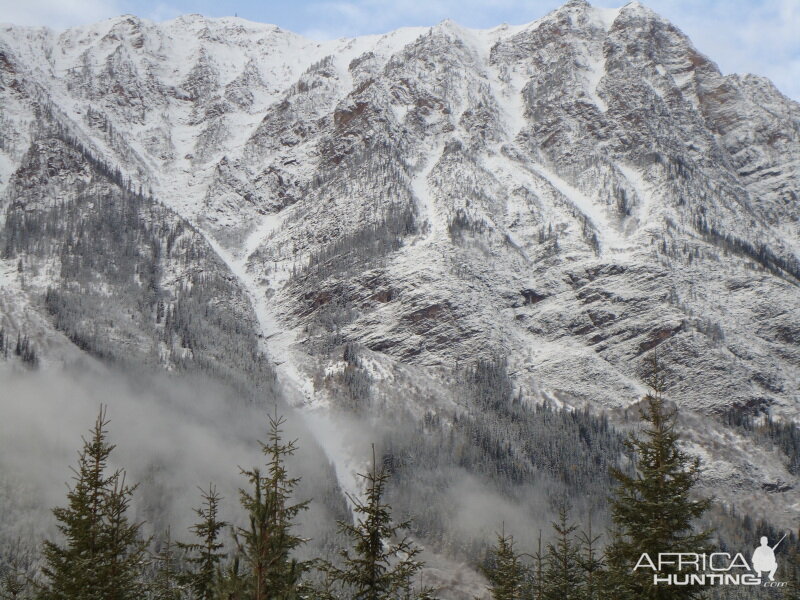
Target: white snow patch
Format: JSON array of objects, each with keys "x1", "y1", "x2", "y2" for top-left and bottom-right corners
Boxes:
[
  {"x1": 243, "y1": 212, "x2": 284, "y2": 259},
  {"x1": 617, "y1": 163, "x2": 655, "y2": 225},
  {"x1": 478, "y1": 35, "x2": 529, "y2": 139},
  {"x1": 0, "y1": 152, "x2": 17, "y2": 196},
  {"x1": 592, "y1": 6, "x2": 621, "y2": 29},
  {"x1": 390, "y1": 102, "x2": 410, "y2": 123},
  {"x1": 202, "y1": 212, "x2": 315, "y2": 407},
  {"x1": 490, "y1": 66, "x2": 529, "y2": 140},
  {"x1": 584, "y1": 54, "x2": 608, "y2": 112},
  {"x1": 324, "y1": 360, "x2": 347, "y2": 377},
  {"x1": 528, "y1": 163, "x2": 627, "y2": 252},
  {"x1": 412, "y1": 143, "x2": 447, "y2": 240},
  {"x1": 359, "y1": 354, "x2": 394, "y2": 381}
]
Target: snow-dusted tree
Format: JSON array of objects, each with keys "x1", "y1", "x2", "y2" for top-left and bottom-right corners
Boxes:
[
  {"x1": 576, "y1": 517, "x2": 604, "y2": 600},
  {"x1": 321, "y1": 447, "x2": 429, "y2": 600},
  {"x1": 178, "y1": 486, "x2": 226, "y2": 600},
  {"x1": 235, "y1": 410, "x2": 311, "y2": 600},
  {"x1": 0, "y1": 569, "x2": 26, "y2": 600},
  {"x1": 0, "y1": 539, "x2": 35, "y2": 600},
  {"x1": 532, "y1": 531, "x2": 545, "y2": 600},
  {"x1": 482, "y1": 528, "x2": 531, "y2": 600},
  {"x1": 542, "y1": 504, "x2": 582, "y2": 600},
  {"x1": 38, "y1": 407, "x2": 148, "y2": 600},
  {"x1": 149, "y1": 530, "x2": 184, "y2": 600},
  {"x1": 602, "y1": 355, "x2": 711, "y2": 599}
]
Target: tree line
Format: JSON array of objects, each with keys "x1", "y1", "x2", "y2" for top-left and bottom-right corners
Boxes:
[
  {"x1": 6, "y1": 357, "x2": 795, "y2": 599},
  {"x1": 0, "y1": 406, "x2": 434, "y2": 600},
  {"x1": 0, "y1": 327, "x2": 38, "y2": 368},
  {"x1": 1, "y1": 131, "x2": 278, "y2": 400}
]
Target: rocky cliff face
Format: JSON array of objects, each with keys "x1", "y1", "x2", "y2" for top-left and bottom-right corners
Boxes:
[{"x1": 1, "y1": 0, "x2": 799, "y2": 534}]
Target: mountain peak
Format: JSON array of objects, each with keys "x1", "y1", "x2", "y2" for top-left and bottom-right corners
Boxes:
[
  {"x1": 1, "y1": 0, "x2": 799, "y2": 547},
  {"x1": 555, "y1": 0, "x2": 594, "y2": 17},
  {"x1": 618, "y1": 0, "x2": 665, "y2": 21}
]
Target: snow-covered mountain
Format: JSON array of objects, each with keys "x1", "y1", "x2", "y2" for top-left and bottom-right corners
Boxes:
[{"x1": 1, "y1": 0, "x2": 799, "y2": 543}]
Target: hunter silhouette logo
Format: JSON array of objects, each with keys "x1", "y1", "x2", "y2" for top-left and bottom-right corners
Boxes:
[
  {"x1": 752, "y1": 535, "x2": 785, "y2": 582},
  {"x1": 633, "y1": 533, "x2": 788, "y2": 588}
]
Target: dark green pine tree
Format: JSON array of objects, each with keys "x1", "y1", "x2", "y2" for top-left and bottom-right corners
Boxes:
[
  {"x1": 98, "y1": 472, "x2": 149, "y2": 600},
  {"x1": 149, "y1": 530, "x2": 184, "y2": 600},
  {"x1": 213, "y1": 556, "x2": 247, "y2": 600},
  {"x1": 38, "y1": 407, "x2": 148, "y2": 600},
  {"x1": 178, "y1": 485, "x2": 227, "y2": 600},
  {"x1": 531, "y1": 530, "x2": 544, "y2": 600},
  {"x1": 603, "y1": 354, "x2": 711, "y2": 599},
  {"x1": 576, "y1": 517, "x2": 604, "y2": 600},
  {"x1": 322, "y1": 446, "x2": 428, "y2": 600},
  {"x1": 482, "y1": 527, "x2": 531, "y2": 600},
  {"x1": 542, "y1": 504, "x2": 582, "y2": 600},
  {"x1": 235, "y1": 410, "x2": 311, "y2": 600}
]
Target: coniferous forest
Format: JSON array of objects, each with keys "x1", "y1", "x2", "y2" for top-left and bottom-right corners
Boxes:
[
  {"x1": 2, "y1": 357, "x2": 799, "y2": 600},
  {"x1": 2, "y1": 3, "x2": 800, "y2": 599},
  {"x1": 0, "y1": 119, "x2": 798, "y2": 600}
]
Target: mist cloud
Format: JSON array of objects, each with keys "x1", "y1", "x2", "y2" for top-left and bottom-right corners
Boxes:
[{"x1": 0, "y1": 365, "x2": 295, "y2": 545}]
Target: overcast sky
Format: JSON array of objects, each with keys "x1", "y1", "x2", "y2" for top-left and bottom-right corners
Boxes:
[{"x1": 1, "y1": 0, "x2": 798, "y2": 101}]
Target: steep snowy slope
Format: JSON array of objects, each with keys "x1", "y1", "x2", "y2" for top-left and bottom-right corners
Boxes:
[{"x1": 1, "y1": 0, "x2": 799, "y2": 533}]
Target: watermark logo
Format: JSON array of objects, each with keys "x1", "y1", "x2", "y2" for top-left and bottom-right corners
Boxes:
[
  {"x1": 752, "y1": 536, "x2": 780, "y2": 582},
  {"x1": 633, "y1": 534, "x2": 788, "y2": 588}
]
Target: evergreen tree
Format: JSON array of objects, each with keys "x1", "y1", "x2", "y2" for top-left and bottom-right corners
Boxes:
[
  {"x1": 542, "y1": 504, "x2": 582, "y2": 600},
  {"x1": 179, "y1": 485, "x2": 227, "y2": 600},
  {"x1": 576, "y1": 517, "x2": 604, "y2": 600},
  {"x1": 321, "y1": 446, "x2": 428, "y2": 600},
  {"x1": 603, "y1": 355, "x2": 711, "y2": 599},
  {"x1": 38, "y1": 407, "x2": 148, "y2": 600},
  {"x1": 213, "y1": 556, "x2": 247, "y2": 600},
  {"x1": 531, "y1": 531, "x2": 545, "y2": 600},
  {"x1": 100, "y1": 472, "x2": 148, "y2": 600},
  {"x1": 781, "y1": 532, "x2": 800, "y2": 600},
  {"x1": 235, "y1": 410, "x2": 311, "y2": 600},
  {"x1": 0, "y1": 571, "x2": 26, "y2": 600},
  {"x1": 0, "y1": 540, "x2": 34, "y2": 600},
  {"x1": 150, "y1": 531, "x2": 184, "y2": 600},
  {"x1": 482, "y1": 527, "x2": 531, "y2": 600}
]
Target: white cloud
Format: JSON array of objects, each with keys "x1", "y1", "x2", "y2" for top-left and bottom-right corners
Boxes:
[{"x1": 0, "y1": 0, "x2": 124, "y2": 29}]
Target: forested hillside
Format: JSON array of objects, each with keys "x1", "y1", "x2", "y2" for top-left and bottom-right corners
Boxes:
[{"x1": 0, "y1": 0, "x2": 799, "y2": 596}]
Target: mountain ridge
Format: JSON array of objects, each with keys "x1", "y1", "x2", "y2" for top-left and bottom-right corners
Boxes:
[{"x1": 1, "y1": 0, "x2": 799, "y2": 537}]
